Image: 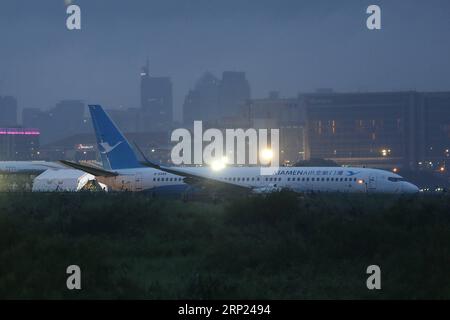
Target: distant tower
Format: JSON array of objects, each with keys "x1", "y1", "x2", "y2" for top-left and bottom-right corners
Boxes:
[
  {"x1": 140, "y1": 57, "x2": 150, "y2": 79},
  {"x1": 140, "y1": 57, "x2": 150, "y2": 110},
  {"x1": 218, "y1": 71, "x2": 251, "y2": 118},
  {"x1": 183, "y1": 72, "x2": 220, "y2": 124},
  {"x1": 182, "y1": 71, "x2": 251, "y2": 124},
  {"x1": 140, "y1": 58, "x2": 173, "y2": 127},
  {"x1": 0, "y1": 96, "x2": 18, "y2": 126}
]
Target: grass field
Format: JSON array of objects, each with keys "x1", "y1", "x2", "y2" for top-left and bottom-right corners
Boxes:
[{"x1": 1, "y1": 191, "x2": 450, "y2": 299}]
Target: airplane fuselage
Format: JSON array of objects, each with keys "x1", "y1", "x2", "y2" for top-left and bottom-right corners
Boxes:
[{"x1": 95, "y1": 166, "x2": 419, "y2": 194}]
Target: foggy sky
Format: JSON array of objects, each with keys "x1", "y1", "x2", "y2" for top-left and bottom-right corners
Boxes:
[{"x1": 0, "y1": 0, "x2": 449, "y2": 122}]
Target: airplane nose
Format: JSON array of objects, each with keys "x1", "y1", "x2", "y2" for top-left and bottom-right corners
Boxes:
[{"x1": 403, "y1": 182, "x2": 419, "y2": 193}]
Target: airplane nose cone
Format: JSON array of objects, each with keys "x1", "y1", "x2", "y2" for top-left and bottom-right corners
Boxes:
[{"x1": 403, "y1": 182, "x2": 419, "y2": 193}]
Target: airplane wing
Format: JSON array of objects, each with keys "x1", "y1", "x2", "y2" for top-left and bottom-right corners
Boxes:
[
  {"x1": 0, "y1": 161, "x2": 66, "y2": 175},
  {"x1": 141, "y1": 160, "x2": 252, "y2": 192},
  {"x1": 133, "y1": 142, "x2": 251, "y2": 192},
  {"x1": 59, "y1": 160, "x2": 118, "y2": 177}
]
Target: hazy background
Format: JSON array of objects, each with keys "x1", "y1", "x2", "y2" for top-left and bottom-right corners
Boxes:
[{"x1": 0, "y1": 0, "x2": 449, "y2": 121}]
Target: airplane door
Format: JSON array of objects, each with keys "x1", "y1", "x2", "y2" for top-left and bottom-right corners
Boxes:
[
  {"x1": 135, "y1": 173, "x2": 143, "y2": 192},
  {"x1": 368, "y1": 175, "x2": 377, "y2": 191}
]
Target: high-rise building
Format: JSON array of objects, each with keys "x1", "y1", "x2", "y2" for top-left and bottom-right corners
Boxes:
[
  {"x1": 0, "y1": 96, "x2": 18, "y2": 126},
  {"x1": 183, "y1": 72, "x2": 220, "y2": 124},
  {"x1": 22, "y1": 100, "x2": 85, "y2": 144},
  {"x1": 219, "y1": 71, "x2": 251, "y2": 119},
  {"x1": 106, "y1": 108, "x2": 140, "y2": 133},
  {"x1": 140, "y1": 59, "x2": 173, "y2": 128},
  {"x1": 52, "y1": 100, "x2": 85, "y2": 137},
  {"x1": 183, "y1": 71, "x2": 251, "y2": 124},
  {"x1": 247, "y1": 95, "x2": 307, "y2": 165},
  {"x1": 22, "y1": 108, "x2": 44, "y2": 127}
]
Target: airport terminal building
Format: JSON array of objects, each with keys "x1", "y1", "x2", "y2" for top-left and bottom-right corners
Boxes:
[
  {"x1": 247, "y1": 91, "x2": 450, "y2": 172},
  {"x1": 303, "y1": 91, "x2": 450, "y2": 171}
]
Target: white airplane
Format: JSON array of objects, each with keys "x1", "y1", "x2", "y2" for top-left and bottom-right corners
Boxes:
[{"x1": 60, "y1": 105, "x2": 419, "y2": 195}]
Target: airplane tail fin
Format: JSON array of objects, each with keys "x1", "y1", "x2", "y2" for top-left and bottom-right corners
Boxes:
[{"x1": 88, "y1": 105, "x2": 142, "y2": 170}]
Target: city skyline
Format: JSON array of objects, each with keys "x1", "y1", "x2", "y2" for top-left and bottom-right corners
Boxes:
[{"x1": 1, "y1": 0, "x2": 450, "y2": 122}]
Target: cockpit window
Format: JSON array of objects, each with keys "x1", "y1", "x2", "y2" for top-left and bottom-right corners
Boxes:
[{"x1": 388, "y1": 177, "x2": 405, "y2": 182}]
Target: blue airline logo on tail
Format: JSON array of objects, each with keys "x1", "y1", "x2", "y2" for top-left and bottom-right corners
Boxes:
[
  {"x1": 99, "y1": 141, "x2": 123, "y2": 154},
  {"x1": 88, "y1": 105, "x2": 143, "y2": 170}
]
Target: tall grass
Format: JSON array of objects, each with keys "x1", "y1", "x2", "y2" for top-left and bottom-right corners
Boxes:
[{"x1": 0, "y1": 192, "x2": 449, "y2": 299}]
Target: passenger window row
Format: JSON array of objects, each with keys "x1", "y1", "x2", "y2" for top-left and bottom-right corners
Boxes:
[
  {"x1": 287, "y1": 177, "x2": 359, "y2": 182},
  {"x1": 221, "y1": 177, "x2": 261, "y2": 182},
  {"x1": 153, "y1": 177, "x2": 184, "y2": 182},
  {"x1": 152, "y1": 176, "x2": 359, "y2": 183},
  {"x1": 216, "y1": 177, "x2": 359, "y2": 183}
]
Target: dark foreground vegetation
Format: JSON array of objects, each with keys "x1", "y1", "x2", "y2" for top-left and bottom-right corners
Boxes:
[{"x1": 1, "y1": 191, "x2": 450, "y2": 299}]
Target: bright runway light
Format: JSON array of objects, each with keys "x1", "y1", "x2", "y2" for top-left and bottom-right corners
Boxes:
[
  {"x1": 260, "y1": 148, "x2": 274, "y2": 161},
  {"x1": 210, "y1": 157, "x2": 228, "y2": 171}
]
